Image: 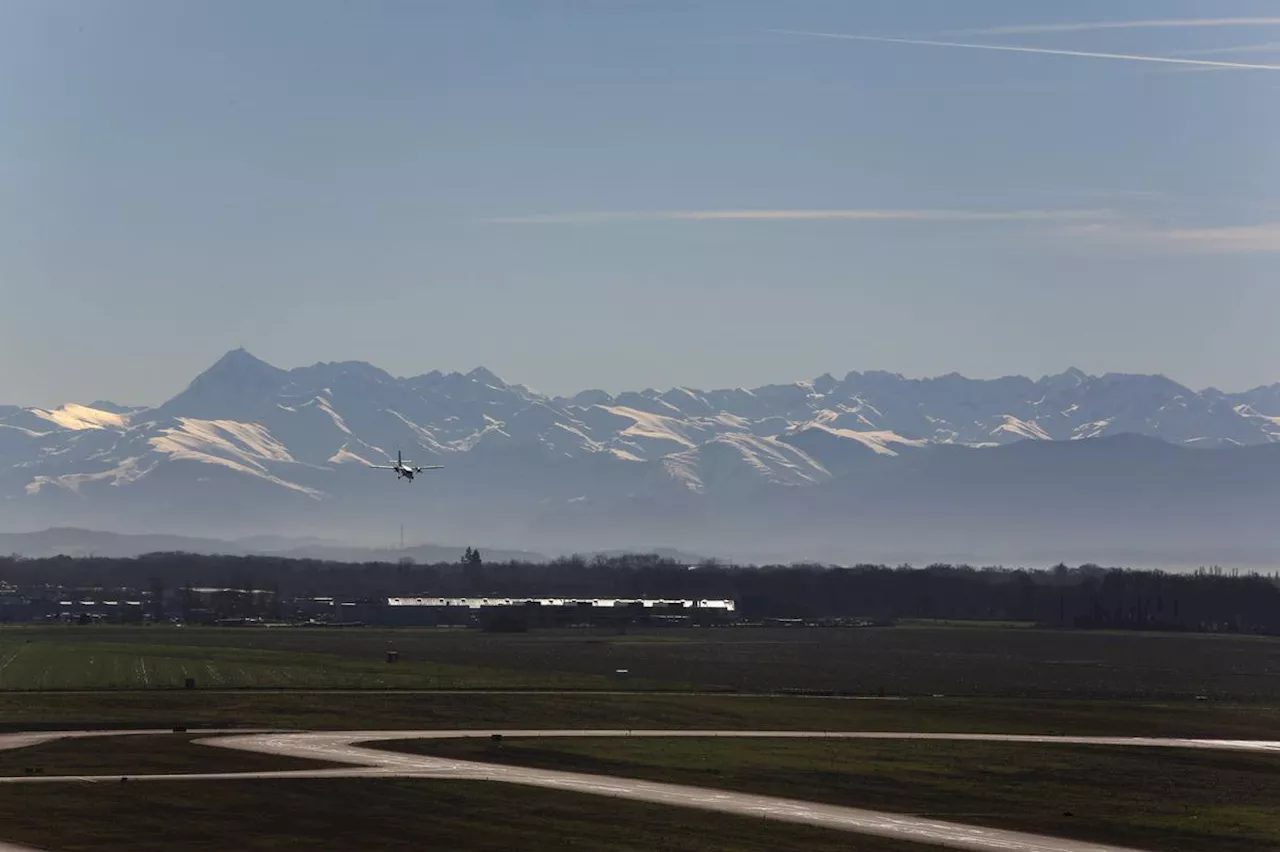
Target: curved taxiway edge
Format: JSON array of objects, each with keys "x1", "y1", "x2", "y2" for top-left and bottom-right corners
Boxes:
[
  {"x1": 0, "y1": 728, "x2": 280, "y2": 754},
  {"x1": 203, "y1": 730, "x2": 1191, "y2": 852},
  {"x1": 9, "y1": 729, "x2": 1280, "y2": 852},
  {"x1": 204, "y1": 728, "x2": 1280, "y2": 756}
]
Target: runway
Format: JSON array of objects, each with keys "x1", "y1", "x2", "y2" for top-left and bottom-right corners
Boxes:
[{"x1": 6, "y1": 728, "x2": 1280, "y2": 851}]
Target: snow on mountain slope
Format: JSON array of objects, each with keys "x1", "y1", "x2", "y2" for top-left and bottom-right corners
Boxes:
[
  {"x1": 25, "y1": 456, "x2": 150, "y2": 495},
  {"x1": 994, "y1": 415, "x2": 1053, "y2": 441},
  {"x1": 599, "y1": 406, "x2": 699, "y2": 453},
  {"x1": 1233, "y1": 404, "x2": 1280, "y2": 441},
  {"x1": 327, "y1": 445, "x2": 375, "y2": 466},
  {"x1": 662, "y1": 432, "x2": 830, "y2": 493},
  {"x1": 0, "y1": 405, "x2": 128, "y2": 440},
  {"x1": 150, "y1": 418, "x2": 296, "y2": 467},
  {"x1": 29, "y1": 403, "x2": 131, "y2": 431},
  {"x1": 786, "y1": 422, "x2": 929, "y2": 457},
  {"x1": 23, "y1": 413, "x2": 322, "y2": 500}
]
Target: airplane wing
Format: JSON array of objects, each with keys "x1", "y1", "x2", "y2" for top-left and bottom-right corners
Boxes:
[
  {"x1": 418, "y1": 465, "x2": 444, "y2": 470},
  {"x1": 367, "y1": 464, "x2": 398, "y2": 469}
]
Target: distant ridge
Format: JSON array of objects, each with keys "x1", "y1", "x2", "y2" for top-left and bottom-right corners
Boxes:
[
  {"x1": 0, "y1": 528, "x2": 545, "y2": 563},
  {"x1": 4, "y1": 350, "x2": 1280, "y2": 569}
]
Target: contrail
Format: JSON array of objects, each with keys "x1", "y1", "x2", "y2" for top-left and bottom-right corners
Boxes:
[
  {"x1": 767, "y1": 30, "x2": 1280, "y2": 71},
  {"x1": 1176, "y1": 41, "x2": 1280, "y2": 57},
  {"x1": 952, "y1": 18, "x2": 1280, "y2": 37}
]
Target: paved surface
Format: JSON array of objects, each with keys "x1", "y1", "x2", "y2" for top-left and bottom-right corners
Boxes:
[
  {"x1": 258, "y1": 728, "x2": 1280, "y2": 752},
  {"x1": 7, "y1": 728, "x2": 1280, "y2": 852}
]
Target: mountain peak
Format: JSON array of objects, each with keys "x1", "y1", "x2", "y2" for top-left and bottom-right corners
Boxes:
[
  {"x1": 466, "y1": 367, "x2": 506, "y2": 387},
  {"x1": 195, "y1": 348, "x2": 285, "y2": 384},
  {"x1": 214, "y1": 347, "x2": 272, "y2": 369},
  {"x1": 1039, "y1": 367, "x2": 1090, "y2": 388},
  {"x1": 155, "y1": 348, "x2": 287, "y2": 417},
  {"x1": 812, "y1": 373, "x2": 838, "y2": 394},
  {"x1": 87, "y1": 400, "x2": 136, "y2": 414}
]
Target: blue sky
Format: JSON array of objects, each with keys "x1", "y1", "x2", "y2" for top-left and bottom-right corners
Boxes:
[{"x1": 2, "y1": 0, "x2": 1279, "y2": 405}]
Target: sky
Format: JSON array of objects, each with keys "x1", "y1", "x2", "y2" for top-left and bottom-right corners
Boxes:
[{"x1": 2, "y1": 0, "x2": 1279, "y2": 406}]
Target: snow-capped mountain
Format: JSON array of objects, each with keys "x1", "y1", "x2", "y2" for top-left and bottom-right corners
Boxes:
[{"x1": 6, "y1": 349, "x2": 1280, "y2": 567}]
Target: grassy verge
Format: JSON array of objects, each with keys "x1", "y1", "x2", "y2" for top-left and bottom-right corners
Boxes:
[
  {"x1": 1, "y1": 691, "x2": 1278, "y2": 738},
  {"x1": 0, "y1": 631, "x2": 666, "y2": 691},
  {"x1": 0, "y1": 779, "x2": 939, "y2": 852},
  {"x1": 5, "y1": 623, "x2": 1280, "y2": 698},
  {"x1": 0, "y1": 733, "x2": 339, "y2": 777},
  {"x1": 380, "y1": 737, "x2": 1280, "y2": 852}
]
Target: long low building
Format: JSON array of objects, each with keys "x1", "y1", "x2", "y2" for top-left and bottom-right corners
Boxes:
[{"x1": 387, "y1": 597, "x2": 735, "y2": 611}]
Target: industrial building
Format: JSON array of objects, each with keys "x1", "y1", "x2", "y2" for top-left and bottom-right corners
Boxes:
[
  {"x1": 380, "y1": 596, "x2": 737, "y2": 628},
  {"x1": 386, "y1": 597, "x2": 735, "y2": 611}
]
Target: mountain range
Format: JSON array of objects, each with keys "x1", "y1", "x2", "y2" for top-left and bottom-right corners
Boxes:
[{"x1": 5, "y1": 349, "x2": 1280, "y2": 568}]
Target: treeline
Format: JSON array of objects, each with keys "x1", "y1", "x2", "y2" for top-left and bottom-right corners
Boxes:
[{"x1": 3, "y1": 552, "x2": 1280, "y2": 634}]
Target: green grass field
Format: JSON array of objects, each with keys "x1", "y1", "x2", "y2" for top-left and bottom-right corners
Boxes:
[
  {"x1": 382, "y1": 737, "x2": 1280, "y2": 852},
  {"x1": 2, "y1": 690, "x2": 1279, "y2": 739},
  {"x1": 0, "y1": 630, "x2": 666, "y2": 691},
  {"x1": 5, "y1": 622, "x2": 1279, "y2": 698},
  {"x1": 0, "y1": 779, "x2": 938, "y2": 852}
]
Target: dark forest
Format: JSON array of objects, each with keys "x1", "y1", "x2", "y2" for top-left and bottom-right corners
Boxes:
[{"x1": 3, "y1": 552, "x2": 1279, "y2": 634}]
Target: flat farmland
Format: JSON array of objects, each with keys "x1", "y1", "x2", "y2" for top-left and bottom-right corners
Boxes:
[
  {"x1": 3, "y1": 690, "x2": 1280, "y2": 742},
  {"x1": 0, "y1": 778, "x2": 942, "y2": 852},
  {"x1": 359, "y1": 625, "x2": 1275, "y2": 699},
  {"x1": 9, "y1": 624, "x2": 1277, "y2": 699},
  {"x1": 0, "y1": 630, "x2": 652, "y2": 691}
]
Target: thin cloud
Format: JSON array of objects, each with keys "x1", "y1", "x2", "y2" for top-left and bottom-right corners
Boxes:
[
  {"x1": 1157, "y1": 223, "x2": 1280, "y2": 253},
  {"x1": 480, "y1": 209, "x2": 1112, "y2": 225},
  {"x1": 1063, "y1": 220, "x2": 1280, "y2": 253},
  {"x1": 951, "y1": 18, "x2": 1280, "y2": 37},
  {"x1": 1045, "y1": 188, "x2": 1170, "y2": 200},
  {"x1": 766, "y1": 30, "x2": 1280, "y2": 72}
]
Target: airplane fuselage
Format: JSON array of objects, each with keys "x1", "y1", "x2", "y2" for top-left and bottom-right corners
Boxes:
[{"x1": 370, "y1": 451, "x2": 440, "y2": 482}]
